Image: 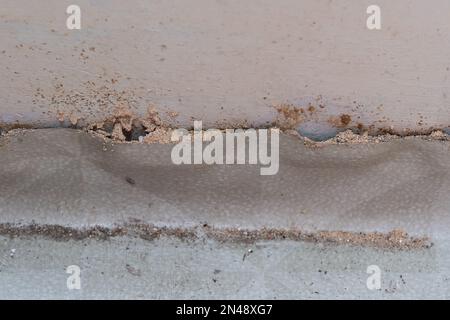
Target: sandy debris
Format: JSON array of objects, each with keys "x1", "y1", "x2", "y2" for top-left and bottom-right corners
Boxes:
[
  {"x1": 87, "y1": 104, "x2": 173, "y2": 144},
  {"x1": 287, "y1": 128, "x2": 446, "y2": 145},
  {"x1": 69, "y1": 113, "x2": 80, "y2": 126},
  {"x1": 166, "y1": 111, "x2": 179, "y2": 119},
  {"x1": 111, "y1": 122, "x2": 126, "y2": 141},
  {"x1": 297, "y1": 129, "x2": 450, "y2": 147},
  {"x1": 429, "y1": 130, "x2": 447, "y2": 140},
  {"x1": 206, "y1": 227, "x2": 431, "y2": 250},
  {"x1": 114, "y1": 103, "x2": 134, "y2": 132},
  {"x1": 297, "y1": 129, "x2": 396, "y2": 147},
  {"x1": 324, "y1": 129, "x2": 387, "y2": 144},
  {"x1": 56, "y1": 111, "x2": 65, "y2": 123},
  {"x1": 141, "y1": 106, "x2": 162, "y2": 132},
  {"x1": 0, "y1": 223, "x2": 431, "y2": 250},
  {"x1": 142, "y1": 127, "x2": 172, "y2": 144}
]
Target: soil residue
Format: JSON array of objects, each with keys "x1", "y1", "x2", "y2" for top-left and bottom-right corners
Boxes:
[
  {"x1": 206, "y1": 227, "x2": 431, "y2": 250},
  {"x1": 273, "y1": 104, "x2": 305, "y2": 130},
  {"x1": 0, "y1": 223, "x2": 431, "y2": 250}
]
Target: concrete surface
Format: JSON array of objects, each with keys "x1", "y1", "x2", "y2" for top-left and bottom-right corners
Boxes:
[
  {"x1": 2, "y1": 0, "x2": 450, "y2": 133},
  {"x1": 0, "y1": 236, "x2": 445, "y2": 299},
  {"x1": 0, "y1": 129, "x2": 448, "y2": 238},
  {"x1": 0, "y1": 128, "x2": 449, "y2": 298},
  {"x1": 3, "y1": 0, "x2": 450, "y2": 300}
]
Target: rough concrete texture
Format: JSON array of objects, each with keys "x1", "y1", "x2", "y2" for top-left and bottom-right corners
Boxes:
[
  {"x1": 0, "y1": 236, "x2": 446, "y2": 299},
  {"x1": 0, "y1": 129, "x2": 448, "y2": 238},
  {"x1": 0, "y1": 128, "x2": 449, "y2": 298},
  {"x1": 2, "y1": 0, "x2": 450, "y2": 133}
]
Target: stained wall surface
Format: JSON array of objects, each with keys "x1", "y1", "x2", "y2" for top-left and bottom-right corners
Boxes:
[{"x1": 1, "y1": 0, "x2": 450, "y2": 133}]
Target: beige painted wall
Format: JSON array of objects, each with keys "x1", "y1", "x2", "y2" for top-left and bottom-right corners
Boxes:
[{"x1": 1, "y1": 0, "x2": 450, "y2": 134}]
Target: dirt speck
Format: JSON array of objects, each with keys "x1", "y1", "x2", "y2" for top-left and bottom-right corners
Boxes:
[
  {"x1": 126, "y1": 264, "x2": 142, "y2": 277},
  {"x1": 340, "y1": 114, "x2": 352, "y2": 126},
  {"x1": 274, "y1": 104, "x2": 304, "y2": 130},
  {"x1": 307, "y1": 105, "x2": 316, "y2": 113}
]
